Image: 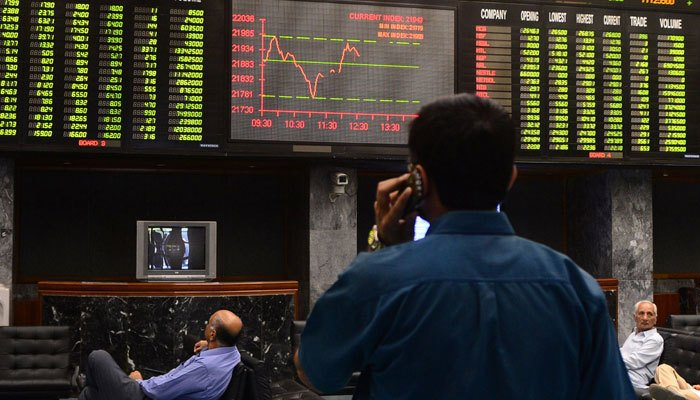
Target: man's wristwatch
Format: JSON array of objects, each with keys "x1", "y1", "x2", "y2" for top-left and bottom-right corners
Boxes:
[{"x1": 367, "y1": 224, "x2": 384, "y2": 251}]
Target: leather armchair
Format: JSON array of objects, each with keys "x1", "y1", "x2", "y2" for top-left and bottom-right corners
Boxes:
[
  {"x1": 657, "y1": 327, "x2": 700, "y2": 385},
  {"x1": 0, "y1": 326, "x2": 78, "y2": 400},
  {"x1": 219, "y1": 353, "x2": 271, "y2": 400},
  {"x1": 219, "y1": 351, "x2": 320, "y2": 400},
  {"x1": 668, "y1": 314, "x2": 700, "y2": 334}
]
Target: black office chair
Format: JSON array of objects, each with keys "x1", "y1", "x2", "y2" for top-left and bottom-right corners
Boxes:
[
  {"x1": 220, "y1": 352, "x2": 271, "y2": 400},
  {"x1": 219, "y1": 362, "x2": 249, "y2": 400}
]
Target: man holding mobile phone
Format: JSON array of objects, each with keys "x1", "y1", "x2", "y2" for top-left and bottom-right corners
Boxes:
[{"x1": 294, "y1": 93, "x2": 634, "y2": 399}]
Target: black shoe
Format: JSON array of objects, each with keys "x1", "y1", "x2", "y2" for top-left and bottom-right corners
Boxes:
[{"x1": 649, "y1": 384, "x2": 686, "y2": 400}]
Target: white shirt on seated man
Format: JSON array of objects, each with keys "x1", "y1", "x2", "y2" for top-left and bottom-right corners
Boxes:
[{"x1": 619, "y1": 300, "x2": 664, "y2": 396}]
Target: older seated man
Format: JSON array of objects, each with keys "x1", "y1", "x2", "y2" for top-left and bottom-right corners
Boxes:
[
  {"x1": 79, "y1": 309, "x2": 243, "y2": 400},
  {"x1": 620, "y1": 300, "x2": 664, "y2": 397}
]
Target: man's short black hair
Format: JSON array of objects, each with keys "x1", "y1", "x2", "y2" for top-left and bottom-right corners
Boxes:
[{"x1": 408, "y1": 93, "x2": 516, "y2": 210}]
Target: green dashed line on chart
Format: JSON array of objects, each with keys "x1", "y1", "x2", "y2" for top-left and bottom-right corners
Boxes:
[
  {"x1": 266, "y1": 35, "x2": 417, "y2": 46},
  {"x1": 265, "y1": 58, "x2": 419, "y2": 69},
  {"x1": 262, "y1": 95, "x2": 420, "y2": 104}
]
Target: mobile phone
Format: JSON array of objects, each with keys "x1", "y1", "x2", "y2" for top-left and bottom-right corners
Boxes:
[{"x1": 403, "y1": 165, "x2": 424, "y2": 216}]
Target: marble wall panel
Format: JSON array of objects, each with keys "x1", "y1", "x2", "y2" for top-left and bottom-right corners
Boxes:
[
  {"x1": 565, "y1": 169, "x2": 653, "y2": 340},
  {"x1": 566, "y1": 173, "x2": 612, "y2": 278},
  {"x1": 309, "y1": 166, "x2": 357, "y2": 311},
  {"x1": 0, "y1": 159, "x2": 13, "y2": 289},
  {"x1": 610, "y1": 170, "x2": 653, "y2": 281},
  {"x1": 610, "y1": 170, "x2": 653, "y2": 340},
  {"x1": 308, "y1": 229, "x2": 357, "y2": 308}
]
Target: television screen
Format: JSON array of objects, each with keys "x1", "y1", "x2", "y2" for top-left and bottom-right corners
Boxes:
[
  {"x1": 136, "y1": 221, "x2": 216, "y2": 281},
  {"x1": 147, "y1": 226, "x2": 206, "y2": 270}
]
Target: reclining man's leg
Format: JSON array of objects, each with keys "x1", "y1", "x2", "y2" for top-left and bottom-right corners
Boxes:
[
  {"x1": 653, "y1": 364, "x2": 700, "y2": 400},
  {"x1": 79, "y1": 350, "x2": 146, "y2": 400}
]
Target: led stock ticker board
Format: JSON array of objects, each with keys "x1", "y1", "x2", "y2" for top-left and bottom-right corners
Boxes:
[
  {"x1": 460, "y1": 2, "x2": 700, "y2": 163},
  {"x1": 0, "y1": 0, "x2": 226, "y2": 152},
  {"x1": 4, "y1": 0, "x2": 700, "y2": 164},
  {"x1": 229, "y1": 0, "x2": 455, "y2": 146}
]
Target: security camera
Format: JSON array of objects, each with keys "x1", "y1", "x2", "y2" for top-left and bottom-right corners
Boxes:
[
  {"x1": 332, "y1": 172, "x2": 349, "y2": 186},
  {"x1": 329, "y1": 172, "x2": 349, "y2": 201}
]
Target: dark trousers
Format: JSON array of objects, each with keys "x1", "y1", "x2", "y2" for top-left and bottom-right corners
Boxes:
[{"x1": 78, "y1": 350, "x2": 148, "y2": 400}]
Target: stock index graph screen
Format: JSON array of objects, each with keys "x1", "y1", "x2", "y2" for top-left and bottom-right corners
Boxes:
[{"x1": 229, "y1": 0, "x2": 455, "y2": 146}]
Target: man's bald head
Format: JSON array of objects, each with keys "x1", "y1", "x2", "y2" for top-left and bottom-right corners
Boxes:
[{"x1": 207, "y1": 310, "x2": 243, "y2": 348}]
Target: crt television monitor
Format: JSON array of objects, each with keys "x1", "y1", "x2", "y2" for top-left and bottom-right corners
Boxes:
[{"x1": 136, "y1": 221, "x2": 217, "y2": 281}]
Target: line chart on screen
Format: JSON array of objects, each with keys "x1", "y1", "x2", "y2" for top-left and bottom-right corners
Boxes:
[{"x1": 229, "y1": 0, "x2": 455, "y2": 145}]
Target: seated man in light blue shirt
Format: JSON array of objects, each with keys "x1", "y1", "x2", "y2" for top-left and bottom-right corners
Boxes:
[
  {"x1": 620, "y1": 300, "x2": 664, "y2": 397},
  {"x1": 79, "y1": 309, "x2": 243, "y2": 400}
]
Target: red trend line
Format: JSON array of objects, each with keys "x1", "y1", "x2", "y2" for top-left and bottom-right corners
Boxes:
[{"x1": 263, "y1": 36, "x2": 360, "y2": 99}]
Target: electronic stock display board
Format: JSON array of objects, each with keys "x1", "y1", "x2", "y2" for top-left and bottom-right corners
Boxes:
[
  {"x1": 229, "y1": 0, "x2": 455, "y2": 148},
  {"x1": 3, "y1": 0, "x2": 700, "y2": 165},
  {"x1": 460, "y1": 1, "x2": 700, "y2": 164},
  {"x1": 0, "y1": 0, "x2": 226, "y2": 153}
]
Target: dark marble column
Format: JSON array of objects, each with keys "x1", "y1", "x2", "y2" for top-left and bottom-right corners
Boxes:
[
  {"x1": 566, "y1": 169, "x2": 653, "y2": 342},
  {"x1": 566, "y1": 172, "x2": 612, "y2": 278},
  {"x1": 308, "y1": 166, "x2": 357, "y2": 313},
  {"x1": 610, "y1": 169, "x2": 653, "y2": 341},
  {"x1": 0, "y1": 158, "x2": 13, "y2": 288},
  {"x1": 0, "y1": 158, "x2": 13, "y2": 325}
]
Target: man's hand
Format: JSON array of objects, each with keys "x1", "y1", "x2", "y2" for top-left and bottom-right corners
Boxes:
[
  {"x1": 374, "y1": 173, "x2": 417, "y2": 246},
  {"x1": 129, "y1": 371, "x2": 143, "y2": 380},
  {"x1": 693, "y1": 384, "x2": 700, "y2": 390},
  {"x1": 194, "y1": 340, "x2": 207, "y2": 354}
]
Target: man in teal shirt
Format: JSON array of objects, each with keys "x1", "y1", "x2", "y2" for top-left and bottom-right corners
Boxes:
[{"x1": 295, "y1": 94, "x2": 635, "y2": 399}]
